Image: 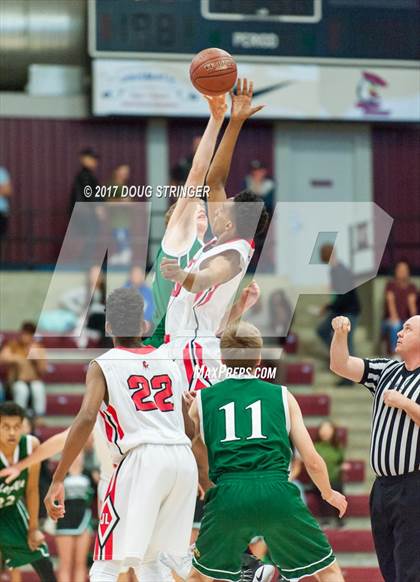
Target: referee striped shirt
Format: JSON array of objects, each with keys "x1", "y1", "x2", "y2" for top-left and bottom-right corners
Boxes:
[{"x1": 361, "y1": 358, "x2": 420, "y2": 477}]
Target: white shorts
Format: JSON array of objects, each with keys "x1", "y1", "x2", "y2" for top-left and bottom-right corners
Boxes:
[
  {"x1": 167, "y1": 336, "x2": 224, "y2": 392},
  {"x1": 93, "y1": 443, "x2": 197, "y2": 563}
]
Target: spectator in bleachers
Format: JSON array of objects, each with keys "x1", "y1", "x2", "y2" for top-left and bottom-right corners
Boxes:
[
  {"x1": 0, "y1": 165, "x2": 13, "y2": 257},
  {"x1": 244, "y1": 160, "x2": 275, "y2": 215},
  {"x1": 317, "y1": 244, "x2": 360, "y2": 384},
  {"x1": 124, "y1": 266, "x2": 154, "y2": 331},
  {"x1": 382, "y1": 260, "x2": 417, "y2": 354},
  {"x1": 170, "y1": 135, "x2": 201, "y2": 186},
  {"x1": 268, "y1": 289, "x2": 293, "y2": 340},
  {"x1": 107, "y1": 164, "x2": 133, "y2": 266},
  {"x1": 60, "y1": 266, "x2": 108, "y2": 348},
  {"x1": 313, "y1": 421, "x2": 348, "y2": 528},
  {"x1": 69, "y1": 148, "x2": 104, "y2": 263},
  {"x1": 0, "y1": 322, "x2": 47, "y2": 418},
  {"x1": 55, "y1": 451, "x2": 93, "y2": 582},
  {"x1": 69, "y1": 147, "x2": 100, "y2": 212}
]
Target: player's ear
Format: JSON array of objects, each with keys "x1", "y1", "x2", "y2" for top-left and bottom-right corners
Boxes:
[
  {"x1": 140, "y1": 320, "x2": 148, "y2": 337},
  {"x1": 105, "y1": 321, "x2": 112, "y2": 336}
]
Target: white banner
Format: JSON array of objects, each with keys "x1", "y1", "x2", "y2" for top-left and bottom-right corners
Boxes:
[{"x1": 93, "y1": 59, "x2": 420, "y2": 122}]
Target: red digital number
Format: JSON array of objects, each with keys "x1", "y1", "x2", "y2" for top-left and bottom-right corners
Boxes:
[{"x1": 127, "y1": 374, "x2": 174, "y2": 412}]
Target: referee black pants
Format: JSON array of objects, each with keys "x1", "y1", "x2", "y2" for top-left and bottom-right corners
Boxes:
[{"x1": 370, "y1": 470, "x2": 420, "y2": 582}]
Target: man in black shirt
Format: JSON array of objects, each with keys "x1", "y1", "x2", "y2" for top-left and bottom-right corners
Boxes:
[
  {"x1": 317, "y1": 243, "x2": 361, "y2": 362},
  {"x1": 69, "y1": 148, "x2": 102, "y2": 262},
  {"x1": 70, "y1": 147, "x2": 100, "y2": 211}
]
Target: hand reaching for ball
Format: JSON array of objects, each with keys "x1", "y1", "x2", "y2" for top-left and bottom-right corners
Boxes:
[
  {"x1": 230, "y1": 78, "x2": 264, "y2": 121},
  {"x1": 204, "y1": 94, "x2": 227, "y2": 123},
  {"x1": 331, "y1": 316, "x2": 352, "y2": 334}
]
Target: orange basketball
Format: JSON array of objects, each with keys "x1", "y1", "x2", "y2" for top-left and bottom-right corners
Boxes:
[{"x1": 190, "y1": 48, "x2": 237, "y2": 96}]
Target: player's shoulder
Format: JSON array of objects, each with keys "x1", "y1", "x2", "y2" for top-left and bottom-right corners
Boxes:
[{"x1": 23, "y1": 434, "x2": 40, "y2": 454}]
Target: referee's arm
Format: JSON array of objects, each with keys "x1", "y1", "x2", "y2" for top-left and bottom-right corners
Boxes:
[{"x1": 330, "y1": 316, "x2": 365, "y2": 382}]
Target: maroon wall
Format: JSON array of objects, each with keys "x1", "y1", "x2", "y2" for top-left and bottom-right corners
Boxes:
[
  {"x1": 0, "y1": 118, "x2": 146, "y2": 264},
  {"x1": 373, "y1": 125, "x2": 420, "y2": 271},
  {"x1": 168, "y1": 119, "x2": 274, "y2": 195}
]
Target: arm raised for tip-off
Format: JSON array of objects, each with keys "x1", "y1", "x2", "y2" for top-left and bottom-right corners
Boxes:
[
  {"x1": 163, "y1": 95, "x2": 226, "y2": 255},
  {"x1": 205, "y1": 78, "x2": 264, "y2": 233},
  {"x1": 329, "y1": 316, "x2": 365, "y2": 382}
]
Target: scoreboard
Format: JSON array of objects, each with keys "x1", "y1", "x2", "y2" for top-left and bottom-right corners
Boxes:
[{"x1": 90, "y1": 0, "x2": 420, "y2": 62}]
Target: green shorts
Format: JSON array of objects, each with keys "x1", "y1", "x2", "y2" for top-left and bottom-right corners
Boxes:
[
  {"x1": 192, "y1": 471, "x2": 335, "y2": 582},
  {"x1": 0, "y1": 501, "x2": 50, "y2": 568}
]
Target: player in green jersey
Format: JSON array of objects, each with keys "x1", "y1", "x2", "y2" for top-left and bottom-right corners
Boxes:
[
  {"x1": 188, "y1": 322, "x2": 347, "y2": 582},
  {"x1": 0, "y1": 402, "x2": 56, "y2": 581},
  {"x1": 145, "y1": 94, "x2": 227, "y2": 348},
  {"x1": 146, "y1": 92, "x2": 259, "y2": 350}
]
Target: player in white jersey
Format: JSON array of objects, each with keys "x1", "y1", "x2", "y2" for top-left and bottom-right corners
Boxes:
[
  {"x1": 161, "y1": 79, "x2": 268, "y2": 391},
  {"x1": 44, "y1": 288, "x2": 198, "y2": 582}
]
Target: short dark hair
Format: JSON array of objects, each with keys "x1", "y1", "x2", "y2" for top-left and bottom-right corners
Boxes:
[
  {"x1": 106, "y1": 288, "x2": 144, "y2": 337},
  {"x1": 0, "y1": 401, "x2": 26, "y2": 421},
  {"x1": 20, "y1": 321, "x2": 36, "y2": 335},
  {"x1": 232, "y1": 190, "x2": 269, "y2": 239}
]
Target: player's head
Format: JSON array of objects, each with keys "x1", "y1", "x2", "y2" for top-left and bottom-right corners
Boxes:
[
  {"x1": 19, "y1": 321, "x2": 36, "y2": 346},
  {"x1": 395, "y1": 316, "x2": 420, "y2": 358},
  {"x1": 0, "y1": 402, "x2": 25, "y2": 448},
  {"x1": 211, "y1": 190, "x2": 268, "y2": 241},
  {"x1": 220, "y1": 321, "x2": 263, "y2": 372},
  {"x1": 106, "y1": 287, "x2": 145, "y2": 342},
  {"x1": 164, "y1": 199, "x2": 208, "y2": 240}
]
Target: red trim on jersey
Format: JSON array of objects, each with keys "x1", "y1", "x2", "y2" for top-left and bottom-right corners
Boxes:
[
  {"x1": 196, "y1": 284, "x2": 220, "y2": 308},
  {"x1": 106, "y1": 405, "x2": 125, "y2": 439},
  {"x1": 94, "y1": 469, "x2": 118, "y2": 560},
  {"x1": 99, "y1": 410, "x2": 114, "y2": 444},
  {"x1": 115, "y1": 346, "x2": 156, "y2": 354},
  {"x1": 183, "y1": 343, "x2": 194, "y2": 385},
  {"x1": 164, "y1": 334, "x2": 170, "y2": 344}
]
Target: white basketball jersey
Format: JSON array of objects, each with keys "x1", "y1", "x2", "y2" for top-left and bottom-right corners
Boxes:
[
  {"x1": 165, "y1": 238, "x2": 254, "y2": 339},
  {"x1": 94, "y1": 344, "x2": 190, "y2": 461}
]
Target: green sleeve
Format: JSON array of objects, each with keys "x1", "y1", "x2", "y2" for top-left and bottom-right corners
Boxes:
[{"x1": 143, "y1": 316, "x2": 166, "y2": 348}]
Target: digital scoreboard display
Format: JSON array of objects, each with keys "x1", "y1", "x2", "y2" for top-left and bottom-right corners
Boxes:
[{"x1": 90, "y1": 0, "x2": 420, "y2": 61}]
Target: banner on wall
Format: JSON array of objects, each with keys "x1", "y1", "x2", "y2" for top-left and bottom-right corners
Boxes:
[{"x1": 93, "y1": 59, "x2": 420, "y2": 122}]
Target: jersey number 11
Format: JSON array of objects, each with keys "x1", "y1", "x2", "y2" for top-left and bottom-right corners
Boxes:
[{"x1": 219, "y1": 400, "x2": 267, "y2": 443}]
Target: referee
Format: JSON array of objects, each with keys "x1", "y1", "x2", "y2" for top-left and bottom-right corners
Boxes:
[{"x1": 330, "y1": 315, "x2": 420, "y2": 582}]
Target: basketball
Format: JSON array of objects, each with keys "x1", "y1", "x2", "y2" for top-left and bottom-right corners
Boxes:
[{"x1": 190, "y1": 48, "x2": 237, "y2": 96}]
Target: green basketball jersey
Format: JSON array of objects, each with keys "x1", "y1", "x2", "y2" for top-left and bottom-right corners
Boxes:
[
  {"x1": 199, "y1": 377, "x2": 292, "y2": 483},
  {"x1": 0, "y1": 436, "x2": 30, "y2": 511},
  {"x1": 146, "y1": 237, "x2": 203, "y2": 347}
]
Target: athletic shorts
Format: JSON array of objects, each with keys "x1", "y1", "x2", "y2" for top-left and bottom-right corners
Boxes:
[
  {"x1": 192, "y1": 471, "x2": 335, "y2": 582},
  {"x1": 0, "y1": 501, "x2": 50, "y2": 568},
  {"x1": 93, "y1": 443, "x2": 197, "y2": 564}
]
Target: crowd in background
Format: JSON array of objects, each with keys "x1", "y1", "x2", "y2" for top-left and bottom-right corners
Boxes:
[{"x1": 0, "y1": 143, "x2": 419, "y2": 579}]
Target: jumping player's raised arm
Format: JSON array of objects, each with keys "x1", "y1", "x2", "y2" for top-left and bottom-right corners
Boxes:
[
  {"x1": 44, "y1": 362, "x2": 106, "y2": 520},
  {"x1": 206, "y1": 78, "x2": 263, "y2": 232},
  {"x1": 0, "y1": 429, "x2": 69, "y2": 484},
  {"x1": 163, "y1": 95, "x2": 226, "y2": 255},
  {"x1": 288, "y1": 392, "x2": 348, "y2": 518}
]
